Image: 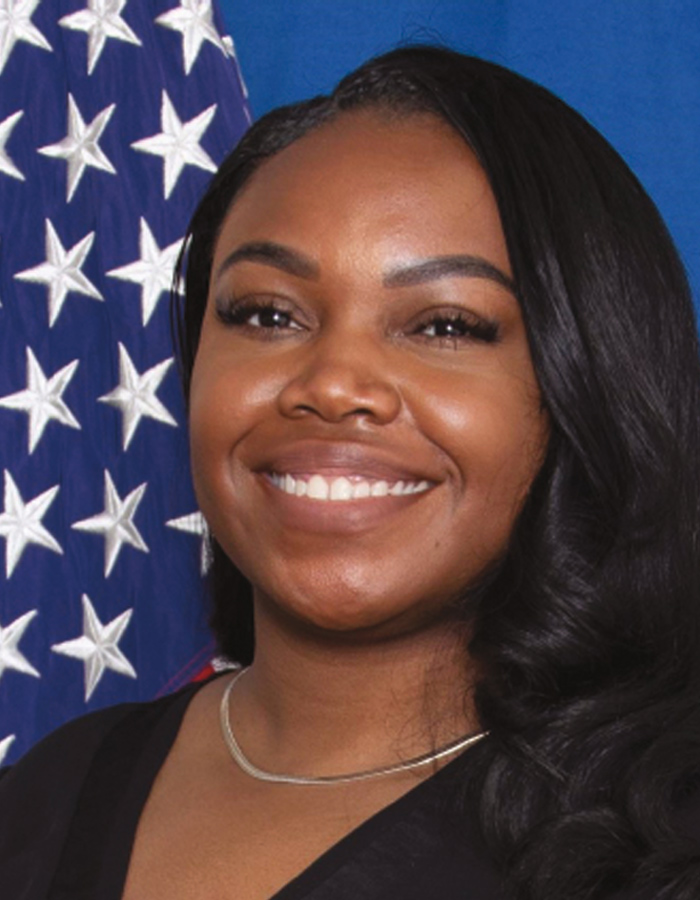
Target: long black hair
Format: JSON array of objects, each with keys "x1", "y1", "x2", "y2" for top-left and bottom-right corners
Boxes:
[{"x1": 174, "y1": 46, "x2": 700, "y2": 900}]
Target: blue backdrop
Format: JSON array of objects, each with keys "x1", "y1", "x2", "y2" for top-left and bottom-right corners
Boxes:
[{"x1": 220, "y1": 0, "x2": 700, "y2": 302}]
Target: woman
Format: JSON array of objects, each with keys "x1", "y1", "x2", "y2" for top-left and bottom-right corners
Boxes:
[{"x1": 2, "y1": 45, "x2": 700, "y2": 900}]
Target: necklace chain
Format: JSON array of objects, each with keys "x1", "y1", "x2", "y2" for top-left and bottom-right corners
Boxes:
[{"x1": 219, "y1": 668, "x2": 488, "y2": 786}]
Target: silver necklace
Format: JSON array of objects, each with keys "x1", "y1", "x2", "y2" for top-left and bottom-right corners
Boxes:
[{"x1": 219, "y1": 668, "x2": 488, "y2": 786}]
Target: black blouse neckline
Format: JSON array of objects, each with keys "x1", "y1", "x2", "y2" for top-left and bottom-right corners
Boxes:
[{"x1": 54, "y1": 676, "x2": 486, "y2": 899}]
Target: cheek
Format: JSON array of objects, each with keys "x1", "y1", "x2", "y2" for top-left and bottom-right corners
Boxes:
[
  {"x1": 412, "y1": 371, "x2": 547, "y2": 511},
  {"x1": 188, "y1": 336, "x2": 280, "y2": 458},
  {"x1": 188, "y1": 350, "x2": 252, "y2": 511},
  {"x1": 450, "y1": 400, "x2": 546, "y2": 584},
  {"x1": 187, "y1": 341, "x2": 297, "y2": 559},
  {"x1": 189, "y1": 361, "x2": 232, "y2": 474}
]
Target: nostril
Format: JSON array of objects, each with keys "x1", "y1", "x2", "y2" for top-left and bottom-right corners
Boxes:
[{"x1": 277, "y1": 366, "x2": 402, "y2": 425}]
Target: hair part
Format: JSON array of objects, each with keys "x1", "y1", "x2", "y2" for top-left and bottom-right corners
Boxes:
[{"x1": 173, "y1": 46, "x2": 700, "y2": 899}]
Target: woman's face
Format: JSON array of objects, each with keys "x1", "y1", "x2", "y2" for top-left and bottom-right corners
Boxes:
[{"x1": 189, "y1": 111, "x2": 548, "y2": 639}]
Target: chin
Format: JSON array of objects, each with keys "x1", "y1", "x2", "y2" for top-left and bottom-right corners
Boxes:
[{"x1": 255, "y1": 575, "x2": 461, "y2": 645}]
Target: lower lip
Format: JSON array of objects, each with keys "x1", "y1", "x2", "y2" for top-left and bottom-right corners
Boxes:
[{"x1": 257, "y1": 475, "x2": 434, "y2": 534}]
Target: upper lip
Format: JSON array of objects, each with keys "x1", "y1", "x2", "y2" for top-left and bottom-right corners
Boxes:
[{"x1": 252, "y1": 440, "x2": 442, "y2": 484}]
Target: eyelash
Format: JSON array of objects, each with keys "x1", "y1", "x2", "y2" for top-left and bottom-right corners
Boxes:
[
  {"x1": 217, "y1": 300, "x2": 299, "y2": 329},
  {"x1": 215, "y1": 298, "x2": 500, "y2": 346},
  {"x1": 410, "y1": 312, "x2": 500, "y2": 345}
]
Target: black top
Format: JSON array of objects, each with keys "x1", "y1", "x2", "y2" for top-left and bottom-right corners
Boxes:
[
  {"x1": 0, "y1": 678, "x2": 507, "y2": 900},
  {"x1": 1, "y1": 679, "x2": 695, "y2": 900}
]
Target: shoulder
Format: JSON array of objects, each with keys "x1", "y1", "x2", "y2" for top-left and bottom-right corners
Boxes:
[
  {"x1": 1, "y1": 683, "x2": 199, "y2": 788},
  {"x1": 0, "y1": 682, "x2": 202, "y2": 898},
  {"x1": 0, "y1": 696, "x2": 153, "y2": 803}
]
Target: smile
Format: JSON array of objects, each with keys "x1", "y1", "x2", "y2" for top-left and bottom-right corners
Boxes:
[{"x1": 268, "y1": 473, "x2": 431, "y2": 502}]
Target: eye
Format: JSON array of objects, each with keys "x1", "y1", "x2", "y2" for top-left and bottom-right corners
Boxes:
[
  {"x1": 409, "y1": 310, "x2": 500, "y2": 346},
  {"x1": 215, "y1": 298, "x2": 304, "y2": 336}
]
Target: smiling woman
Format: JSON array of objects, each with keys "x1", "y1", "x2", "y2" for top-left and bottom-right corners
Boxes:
[
  {"x1": 3, "y1": 45, "x2": 700, "y2": 900},
  {"x1": 189, "y1": 110, "x2": 548, "y2": 646}
]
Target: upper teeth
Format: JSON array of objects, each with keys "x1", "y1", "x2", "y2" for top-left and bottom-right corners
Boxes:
[{"x1": 269, "y1": 473, "x2": 430, "y2": 501}]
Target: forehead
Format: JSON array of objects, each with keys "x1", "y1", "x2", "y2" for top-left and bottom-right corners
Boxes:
[{"x1": 212, "y1": 111, "x2": 510, "y2": 277}]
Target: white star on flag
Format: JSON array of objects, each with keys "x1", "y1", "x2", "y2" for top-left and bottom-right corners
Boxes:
[
  {"x1": 0, "y1": 471, "x2": 62, "y2": 578},
  {"x1": 0, "y1": 347, "x2": 80, "y2": 453},
  {"x1": 107, "y1": 218, "x2": 184, "y2": 325},
  {"x1": 0, "y1": 735, "x2": 16, "y2": 765},
  {"x1": 59, "y1": 0, "x2": 142, "y2": 75},
  {"x1": 0, "y1": 0, "x2": 251, "y2": 765},
  {"x1": 99, "y1": 342, "x2": 176, "y2": 450},
  {"x1": 166, "y1": 511, "x2": 211, "y2": 574},
  {"x1": 0, "y1": 610, "x2": 39, "y2": 680},
  {"x1": 72, "y1": 470, "x2": 148, "y2": 577},
  {"x1": 221, "y1": 35, "x2": 239, "y2": 60},
  {"x1": 52, "y1": 594, "x2": 136, "y2": 701},
  {"x1": 0, "y1": 109, "x2": 24, "y2": 180},
  {"x1": 0, "y1": 0, "x2": 52, "y2": 76},
  {"x1": 131, "y1": 90, "x2": 216, "y2": 199},
  {"x1": 38, "y1": 94, "x2": 116, "y2": 201},
  {"x1": 156, "y1": 0, "x2": 228, "y2": 75},
  {"x1": 14, "y1": 219, "x2": 103, "y2": 327}
]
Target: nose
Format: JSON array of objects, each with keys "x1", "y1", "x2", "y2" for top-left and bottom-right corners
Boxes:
[{"x1": 276, "y1": 333, "x2": 402, "y2": 425}]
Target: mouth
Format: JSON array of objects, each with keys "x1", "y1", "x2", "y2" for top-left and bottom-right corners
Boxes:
[
  {"x1": 267, "y1": 472, "x2": 431, "y2": 502},
  {"x1": 249, "y1": 440, "x2": 442, "y2": 533}
]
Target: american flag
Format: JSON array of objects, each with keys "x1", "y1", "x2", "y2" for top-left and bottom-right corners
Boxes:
[{"x1": 0, "y1": 0, "x2": 250, "y2": 766}]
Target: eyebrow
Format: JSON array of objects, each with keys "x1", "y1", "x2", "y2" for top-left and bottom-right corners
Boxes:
[
  {"x1": 215, "y1": 241, "x2": 320, "y2": 281},
  {"x1": 383, "y1": 256, "x2": 515, "y2": 293},
  {"x1": 215, "y1": 242, "x2": 515, "y2": 295}
]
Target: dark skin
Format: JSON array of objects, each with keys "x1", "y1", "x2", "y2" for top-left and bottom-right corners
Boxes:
[{"x1": 122, "y1": 111, "x2": 548, "y2": 900}]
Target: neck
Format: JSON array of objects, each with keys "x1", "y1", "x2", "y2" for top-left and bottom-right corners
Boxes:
[{"x1": 229, "y1": 598, "x2": 479, "y2": 779}]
